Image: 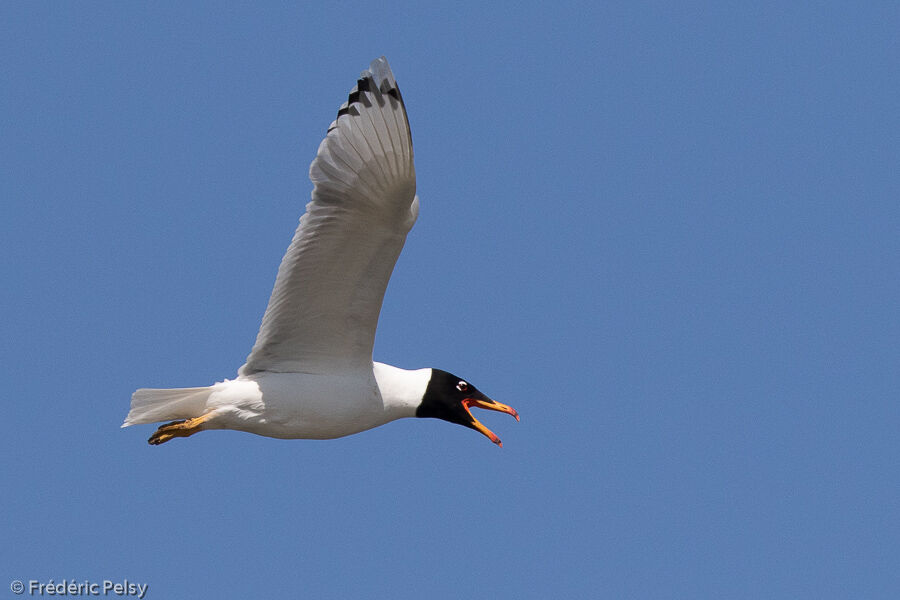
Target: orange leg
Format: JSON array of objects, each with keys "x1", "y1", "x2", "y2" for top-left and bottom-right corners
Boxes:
[{"x1": 148, "y1": 413, "x2": 215, "y2": 445}]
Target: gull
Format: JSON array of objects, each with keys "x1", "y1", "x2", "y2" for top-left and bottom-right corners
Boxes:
[{"x1": 123, "y1": 57, "x2": 519, "y2": 447}]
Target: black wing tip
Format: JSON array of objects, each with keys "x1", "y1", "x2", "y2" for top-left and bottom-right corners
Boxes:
[
  {"x1": 330, "y1": 56, "x2": 404, "y2": 128},
  {"x1": 369, "y1": 56, "x2": 404, "y2": 104}
]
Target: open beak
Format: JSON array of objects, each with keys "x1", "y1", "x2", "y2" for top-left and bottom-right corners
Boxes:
[{"x1": 461, "y1": 395, "x2": 520, "y2": 447}]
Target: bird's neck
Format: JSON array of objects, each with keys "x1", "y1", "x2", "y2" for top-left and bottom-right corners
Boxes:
[{"x1": 373, "y1": 362, "x2": 431, "y2": 419}]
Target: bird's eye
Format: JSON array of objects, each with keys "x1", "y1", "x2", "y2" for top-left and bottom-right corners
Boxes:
[{"x1": 456, "y1": 381, "x2": 468, "y2": 392}]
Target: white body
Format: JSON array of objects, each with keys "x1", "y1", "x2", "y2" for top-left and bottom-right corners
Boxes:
[{"x1": 126, "y1": 363, "x2": 430, "y2": 439}]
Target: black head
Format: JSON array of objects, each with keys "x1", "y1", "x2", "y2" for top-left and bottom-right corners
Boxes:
[{"x1": 415, "y1": 369, "x2": 519, "y2": 447}]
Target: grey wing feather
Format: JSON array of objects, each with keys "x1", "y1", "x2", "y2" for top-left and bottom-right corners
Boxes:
[{"x1": 241, "y1": 57, "x2": 417, "y2": 375}]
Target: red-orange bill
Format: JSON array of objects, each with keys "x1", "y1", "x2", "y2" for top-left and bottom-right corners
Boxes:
[{"x1": 461, "y1": 397, "x2": 520, "y2": 446}]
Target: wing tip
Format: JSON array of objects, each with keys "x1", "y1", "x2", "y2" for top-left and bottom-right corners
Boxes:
[
  {"x1": 328, "y1": 56, "x2": 404, "y2": 130},
  {"x1": 368, "y1": 56, "x2": 397, "y2": 93}
]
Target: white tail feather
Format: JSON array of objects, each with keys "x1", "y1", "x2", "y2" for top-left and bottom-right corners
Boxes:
[{"x1": 122, "y1": 386, "x2": 213, "y2": 427}]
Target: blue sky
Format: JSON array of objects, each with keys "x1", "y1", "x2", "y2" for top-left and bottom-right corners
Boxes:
[{"x1": 2, "y1": 2, "x2": 898, "y2": 598}]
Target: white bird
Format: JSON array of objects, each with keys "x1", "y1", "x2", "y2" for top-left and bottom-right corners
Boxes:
[{"x1": 123, "y1": 57, "x2": 519, "y2": 447}]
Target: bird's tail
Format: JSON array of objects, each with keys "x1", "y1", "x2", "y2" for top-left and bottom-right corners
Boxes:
[{"x1": 121, "y1": 386, "x2": 214, "y2": 427}]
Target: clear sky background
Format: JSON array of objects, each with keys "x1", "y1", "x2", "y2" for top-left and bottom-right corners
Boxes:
[{"x1": 2, "y1": 2, "x2": 898, "y2": 598}]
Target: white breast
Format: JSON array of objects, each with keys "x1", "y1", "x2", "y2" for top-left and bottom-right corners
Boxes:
[{"x1": 199, "y1": 364, "x2": 429, "y2": 440}]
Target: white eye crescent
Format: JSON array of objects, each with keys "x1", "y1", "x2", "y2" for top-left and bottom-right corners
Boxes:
[{"x1": 456, "y1": 381, "x2": 468, "y2": 392}]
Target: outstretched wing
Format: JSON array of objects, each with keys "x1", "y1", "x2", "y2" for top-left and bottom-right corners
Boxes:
[{"x1": 241, "y1": 57, "x2": 417, "y2": 375}]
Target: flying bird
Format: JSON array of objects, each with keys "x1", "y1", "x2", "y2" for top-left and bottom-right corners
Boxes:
[{"x1": 123, "y1": 57, "x2": 519, "y2": 447}]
